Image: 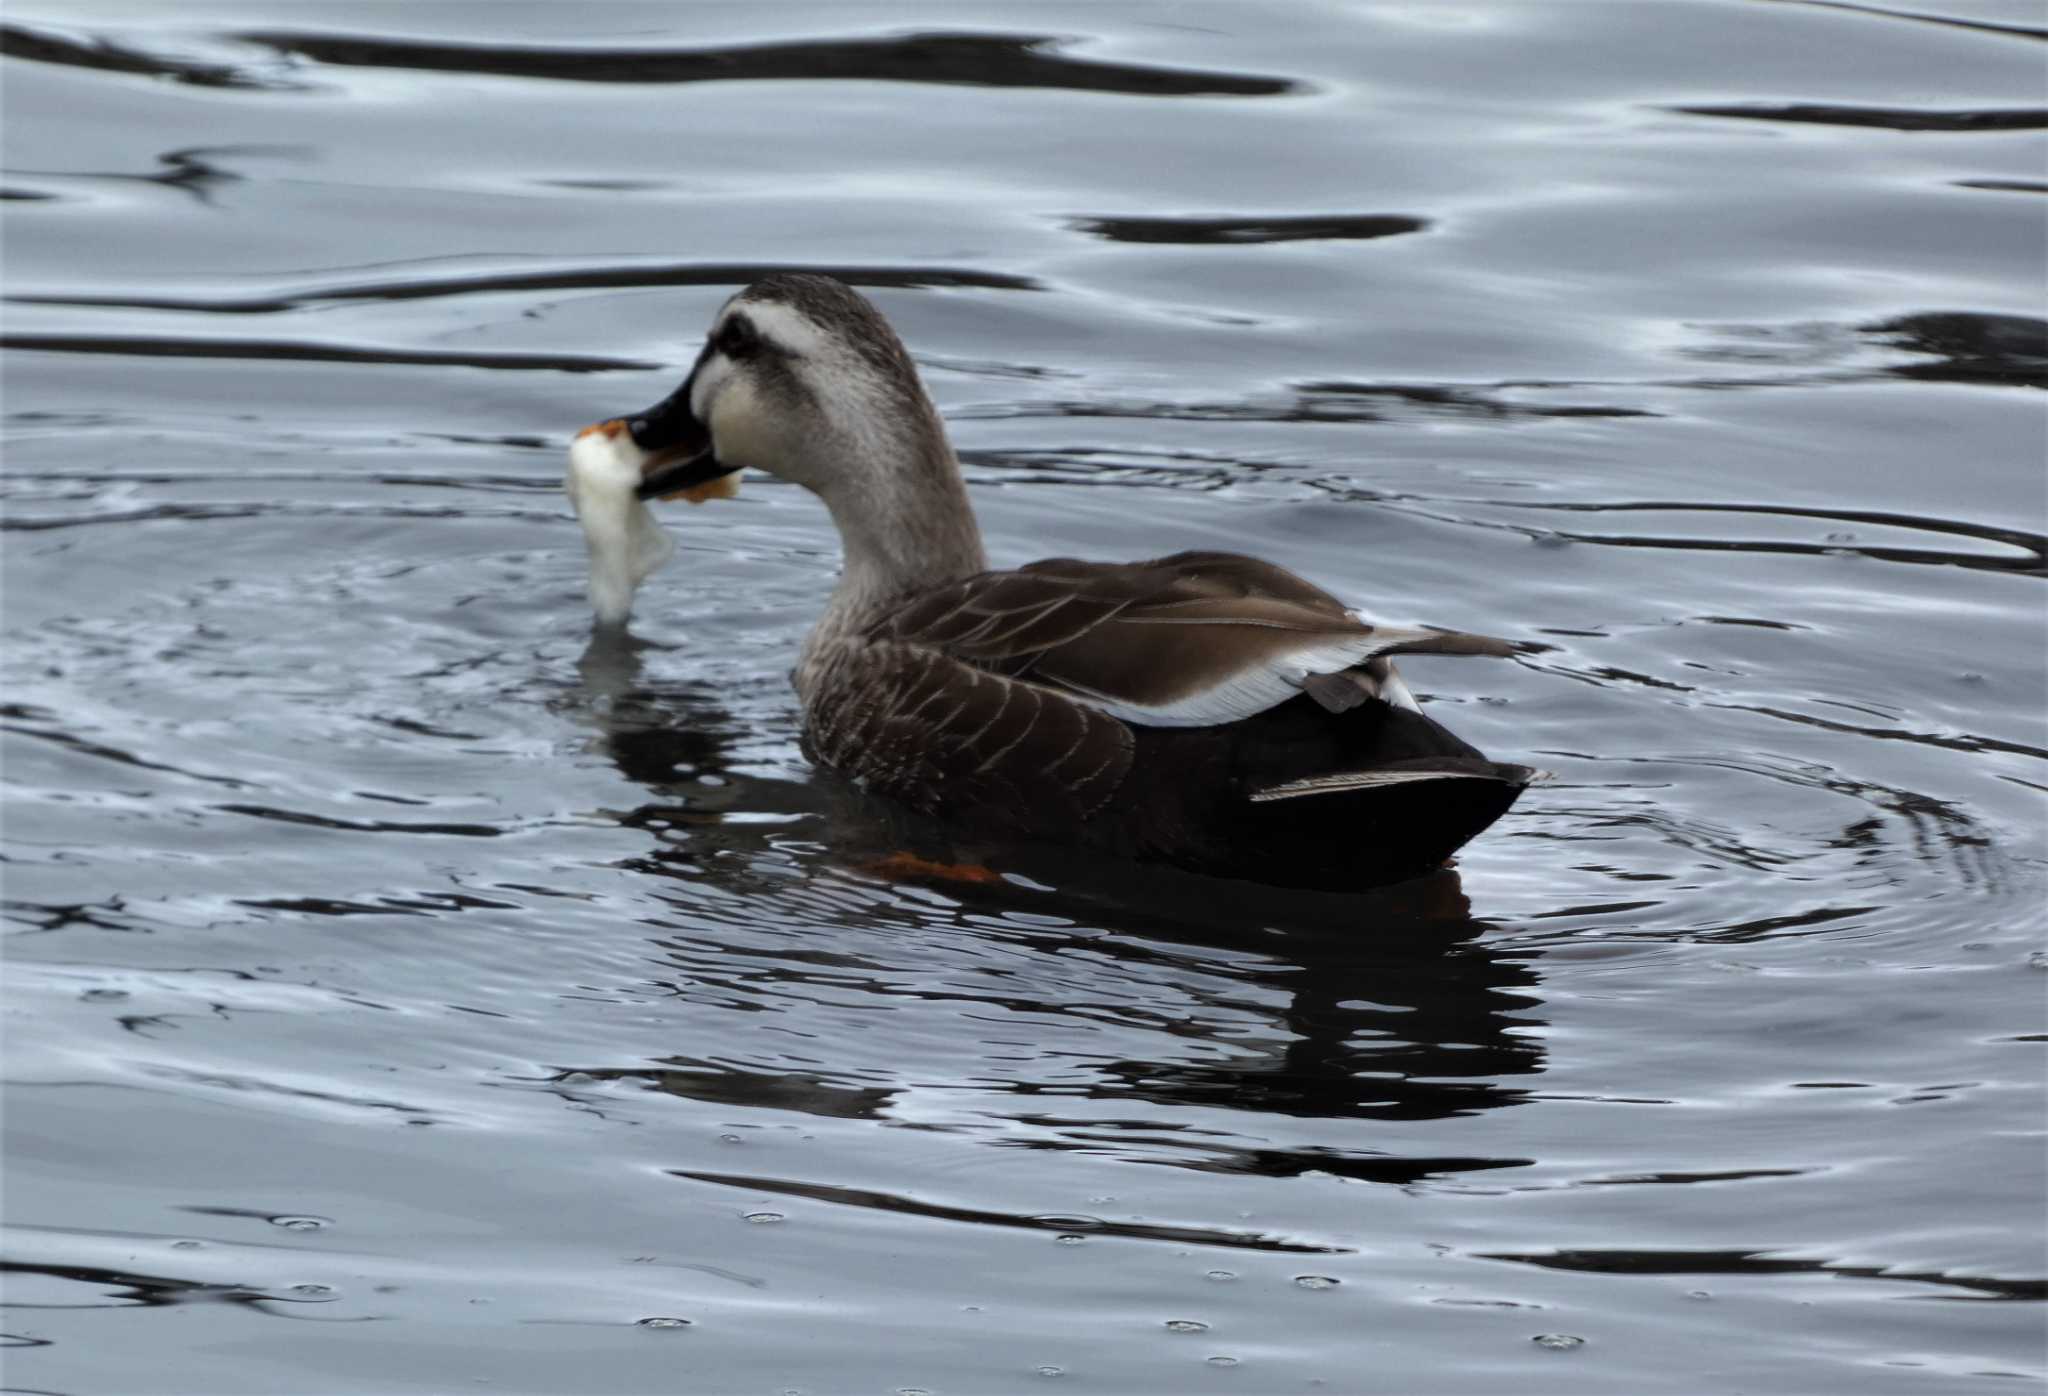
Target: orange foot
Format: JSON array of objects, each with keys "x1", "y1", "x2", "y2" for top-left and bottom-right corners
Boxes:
[{"x1": 861, "y1": 852, "x2": 1005, "y2": 886}]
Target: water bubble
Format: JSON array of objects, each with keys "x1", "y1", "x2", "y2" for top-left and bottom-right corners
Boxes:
[
  {"x1": 743, "y1": 1211, "x2": 785, "y2": 1225},
  {"x1": 170, "y1": 1239, "x2": 204, "y2": 1250},
  {"x1": 1055, "y1": 1234, "x2": 1087, "y2": 1246},
  {"x1": 1036, "y1": 1365, "x2": 1064, "y2": 1378},
  {"x1": 1686, "y1": 1290, "x2": 1712, "y2": 1300},
  {"x1": 1165, "y1": 1319, "x2": 1210, "y2": 1334},
  {"x1": 269, "y1": 1215, "x2": 329, "y2": 1232},
  {"x1": 1204, "y1": 1270, "x2": 1237, "y2": 1283},
  {"x1": 1293, "y1": 1275, "x2": 1340, "y2": 1291},
  {"x1": 287, "y1": 1283, "x2": 335, "y2": 1298},
  {"x1": 82, "y1": 988, "x2": 129, "y2": 1002},
  {"x1": 2028, "y1": 951, "x2": 2048, "y2": 971},
  {"x1": 637, "y1": 1316, "x2": 692, "y2": 1329},
  {"x1": 719, "y1": 1133, "x2": 744, "y2": 1144},
  {"x1": 1532, "y1": 1333, "x2": 1585, "y2": 1351},
  {"x1": 1206, "y1": 1356, "x2": 1240, "y2": 1368},
  {"x1": 896, "y1": 1388, "x2": 932, "y2": 1396}
]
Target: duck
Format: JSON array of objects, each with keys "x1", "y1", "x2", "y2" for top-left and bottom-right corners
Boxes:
[{"x1": 568, "y1": 272, "x2": 1538, "y2": 891}]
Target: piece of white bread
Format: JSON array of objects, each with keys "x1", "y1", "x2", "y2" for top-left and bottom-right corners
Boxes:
[{"x1": 565, "y1": 422, "x2": 675, "y2": 627}]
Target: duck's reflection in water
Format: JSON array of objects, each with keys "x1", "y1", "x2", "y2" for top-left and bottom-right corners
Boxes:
[
  {"x1": 566, "y1": 628, "x2": 1545, "y2": 1185},
  {"x1": 569, "y1": 627, "x2": 834, "y2": 863},
  {"x1": 937, "y1": 859, "x2": 1545, "y2": 1183}
]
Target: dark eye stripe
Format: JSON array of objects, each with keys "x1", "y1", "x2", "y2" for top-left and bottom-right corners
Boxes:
[
  {"x1": 717, "y1": 313, "x2": 766, "y2": 359},
  {"x1": 715, "y1": 310, "x2": 803, "y2": 362}
]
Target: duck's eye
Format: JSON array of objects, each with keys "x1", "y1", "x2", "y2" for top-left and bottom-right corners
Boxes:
[{"x1": 715, "y1": 315, "x2": 758, "y2": 359}]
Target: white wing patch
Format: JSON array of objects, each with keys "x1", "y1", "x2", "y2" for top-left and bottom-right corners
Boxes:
[
  {"x1": 1369, "y1": 658, "x2": 1421, "y2": 713},
  {"x1": 1063, "y1": 626, "x2": 1446, "y2": 729},
  {"x1": 1060, "y1": 635, "x2": 1383, "y2": 728}
]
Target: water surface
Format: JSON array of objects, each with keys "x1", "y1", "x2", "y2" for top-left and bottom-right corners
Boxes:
[{"x1": 4, "y1": 2, "x2": 2045, "y2": 1392}]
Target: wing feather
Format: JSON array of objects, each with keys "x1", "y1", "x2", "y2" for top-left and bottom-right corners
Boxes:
[
  {"x1": 867, "y1": 552, "x2": 1516, "y2": 730},
  {"x1": 1250, "y1": 757, "x2": 1541, "y2": 802},
  {"x1": 804, "y1": 641, "x2": 1133, "y2": 820}
]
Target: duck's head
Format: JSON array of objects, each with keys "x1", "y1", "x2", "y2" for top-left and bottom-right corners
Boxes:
[{"x1": 626, "y1": 273, "x2": 947, "y2": 505}]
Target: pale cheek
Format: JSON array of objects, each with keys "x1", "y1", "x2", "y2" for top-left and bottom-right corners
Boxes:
[
  {"x1": 709, "y1": 379, "x2": 772, "y2": 470},
  {"x1": 689, "y1": 358, "x2": 728, "y2": 422}
]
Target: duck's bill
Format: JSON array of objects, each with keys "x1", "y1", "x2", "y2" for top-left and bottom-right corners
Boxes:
[
  {"x1": 635, "y1": 446, "x2": 741, "y2": 503},
  {"x1": 615, "y1": 379, "x2": 741, "y2": 503}
]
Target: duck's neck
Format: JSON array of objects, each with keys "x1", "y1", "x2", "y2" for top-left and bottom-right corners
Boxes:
[{"x1": 800, "y1": 419, "x2": 987, "y2": 681}]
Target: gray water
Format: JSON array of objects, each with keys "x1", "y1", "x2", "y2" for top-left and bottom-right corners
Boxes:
[{"x1": 3, "y1": 3, "x2": 2045, "y2": 1392}]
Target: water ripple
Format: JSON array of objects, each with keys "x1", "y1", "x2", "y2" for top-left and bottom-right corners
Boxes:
[
  {"x1": 1670, "y1": 102, "x2": 2048, "y2": 132},
  {"x1": 235, "y1": 28, "x2": 1306, "y2": 97},
  {"x1": 668, "y1": 1170, "x2": 1347, "y2": 1253},
  {"x1": 6, "y1": 260, "x2": 1042, "y2": 316}
]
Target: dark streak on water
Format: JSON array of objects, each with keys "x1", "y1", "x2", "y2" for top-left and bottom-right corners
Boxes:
[
  {"x1": 1669, "y1": 102, "x2": 2048, "y2": 130},
  {"x1": 2, "y1": 2, "x2": 2044, "y2": 1394},
  {"x1": 236, "y1": 28, "x2": 1306, "y2": 97},
  {"x1": 0, "y1": 21, "x2": 299, "y2": 91},
  {"x1": 1768, "y1": 0, "x2": 2047, "y2": 42},
  {"x1": 0, "y1": 22, "x2": 1302, "y2": 97},
  {"x1": 1070, "y1": 214, "x2": 1434, "y2": 245},
  {"x1": 5, "y1": 261, "x2": 1044, "y2": 314},
  {"x1": 1478, "y1": 1249, "x2": 2048, "y2": 1302},
  {"x1": 667, "y1": 1170, "x2": 1352, "y2": 1254},
  {"x1": 0, "y1": 334, "x2": 655, "y2": 373}
]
